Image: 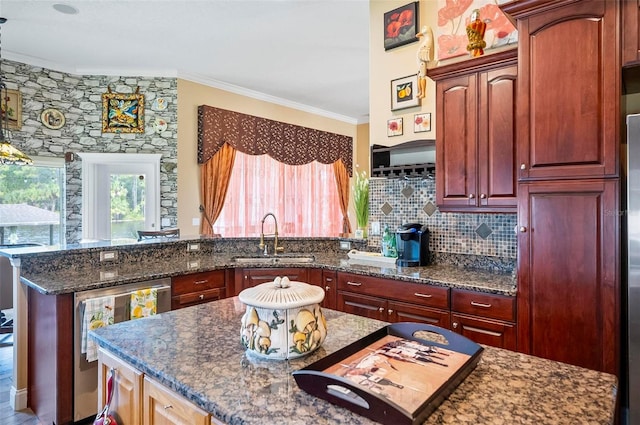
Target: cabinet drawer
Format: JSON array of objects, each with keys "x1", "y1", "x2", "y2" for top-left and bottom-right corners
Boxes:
[
  {"x1": 172, "y1": 270, "x2": 225, "y2": 295},
  {"x1": 451, "y1": 289, "x2": 515, "y2": 322},
  {"x1": 171, "y1": 288, "x2": 226, "y2": 309},
  {"x1": 337, "y1": 272, "x2": 449, "y2": 309}
]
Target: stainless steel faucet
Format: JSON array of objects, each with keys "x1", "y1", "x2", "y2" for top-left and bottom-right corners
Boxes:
[{"x1": 259, "y1": 212, "x2": 284, "y2": 255}]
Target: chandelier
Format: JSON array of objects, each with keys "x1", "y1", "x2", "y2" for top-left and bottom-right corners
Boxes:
[{"x1": 0, "y1": 17, "x2": 32, "y2": 165}]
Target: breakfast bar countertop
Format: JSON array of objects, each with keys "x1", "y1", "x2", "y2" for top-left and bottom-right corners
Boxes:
[{"x1": 91, "y1": 297, "x2": 617, "y2": 425}]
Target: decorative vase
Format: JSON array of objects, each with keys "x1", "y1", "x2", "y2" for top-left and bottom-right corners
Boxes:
[{"x1": 354, "y1": 226, "x2": 367, "y2": 239}]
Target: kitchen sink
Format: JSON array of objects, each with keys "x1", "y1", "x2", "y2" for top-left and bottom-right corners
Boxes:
[{"x1": 231, "y1": 255, "x2": 316, "y2": 264}]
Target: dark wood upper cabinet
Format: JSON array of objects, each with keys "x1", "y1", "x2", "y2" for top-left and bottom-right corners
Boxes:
[
  {"x1": 502, "y1": 0, "x2": 619, "y2": 180},
  {"x1": 623, "y1": 0, "x2": 640, "y2": 68},
  {"x1": 429, "y1": 49, "x2": 517, "y2": 212},
  {"x1": 517, "y1": 179, "x2": 619, "y2": 375}
]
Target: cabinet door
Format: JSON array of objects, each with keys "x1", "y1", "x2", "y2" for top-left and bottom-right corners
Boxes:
[
  {"x1": 477, "y1": 65, "x2": 517, "y2": 209},
  {"x1": 512, "y1": 0, "x2": 619, "y2": 179},
  {"x1": 143, "y1": 376, "x2": 209, "y2": 425},
  {"x1": 435, "y1": 73, "x2": 478, "y2": 209},
  {"x1": 321, "y1": 270, "x2": 337, "y2": 310},
  {"x1": 623, "y1": 0, "x2": 640, "y2": 67},
  {"x1": 517, "y1": 179, "x2": 619, "y2": 374},
  {"x1": 337, "y1": 291, "x2": 386, "y2": 321},
  {"x1": 387, "y1": 300, "x2": 450, "y2": 328},
  {"x1": 98, "y1": 348, "x2": 143, "y2": 425},
  {"x1": 242, "y1": 267, "x2": 309, "y2": 289},
  {"x1": 451, "y1": 313, "x2": 516, "y2": 351}
]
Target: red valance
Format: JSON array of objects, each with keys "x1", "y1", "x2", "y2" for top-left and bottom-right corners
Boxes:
[{"x1": 197, "y1": 105, "x2": 353, "y2": 175}]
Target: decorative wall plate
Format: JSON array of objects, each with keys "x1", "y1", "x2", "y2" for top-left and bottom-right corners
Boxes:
[
  {"x1": 152, "y1": 117, "x2": 168, "y2": 133},
  {"x1": 41, "y1": 108, "x2": 65, "y2": 130},
  {"x1": 152, "y1": 97, "x2": 167, "y2": 111}
]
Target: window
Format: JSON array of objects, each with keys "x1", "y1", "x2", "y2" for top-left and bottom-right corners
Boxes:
[
  {"x1": 79, "y1": 153, "x2": 160, "y2": 243},
  {"x1": 213, "y1": 152, "x2": 342, "y2": 237},
  {"x1": 0, "y1": 157, "x2": 65, "y2": 246}
]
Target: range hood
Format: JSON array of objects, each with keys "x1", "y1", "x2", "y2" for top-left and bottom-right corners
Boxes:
[{"x1": 371, "y1": 139, "x2": 435, "y2": 178}]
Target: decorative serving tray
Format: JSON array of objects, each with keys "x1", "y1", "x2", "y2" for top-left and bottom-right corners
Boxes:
[{"x1": 293, "y1": 323, "x2": 483, "y2": 425}]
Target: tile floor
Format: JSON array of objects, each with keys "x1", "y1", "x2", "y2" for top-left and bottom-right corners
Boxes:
[{"x1": 0, "y1": 330, "x2": 42, "y2": 425}]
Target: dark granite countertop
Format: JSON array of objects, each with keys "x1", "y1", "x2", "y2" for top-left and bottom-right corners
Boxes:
[
  {"x1": 91, "y1": 297, "x2": 617, "y2": 425},
  {"x1": 18, "y1": 250, "x2": 516, "y2": 296}
]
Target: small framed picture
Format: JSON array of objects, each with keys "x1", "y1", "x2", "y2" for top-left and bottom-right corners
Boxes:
[
  {"x1": 391, "y1": 74, "x2": 419, "y2": 111},
  {"x1": 414, "y1": 113, "x2": 431, "y2": 133},
  {"x1": 387, "y1": 117, "x2": 403, "y2": 137},
  {"x1": 384, "y1": 2, "x2": 419, "y2": 51},
  {"x1": 1, "y1": 89, "x2": 22, "y2": 130}
]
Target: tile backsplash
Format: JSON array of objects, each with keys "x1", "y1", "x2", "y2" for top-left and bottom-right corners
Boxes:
[{"x1": 367, "y1": 177, "x2": 517, "y2": 258}]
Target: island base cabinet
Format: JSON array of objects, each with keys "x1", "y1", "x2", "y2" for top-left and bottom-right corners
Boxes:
[
  {"x1": 144, "y1": 376, "x2": 210, "y2": 425},
  {"x1": 98, "y1": 348, "x2": 143, "y2": 425}
]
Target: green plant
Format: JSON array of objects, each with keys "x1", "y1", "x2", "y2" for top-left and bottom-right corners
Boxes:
[{"x1": 352, "y1": 170, "x2": 369, "y2": 228}]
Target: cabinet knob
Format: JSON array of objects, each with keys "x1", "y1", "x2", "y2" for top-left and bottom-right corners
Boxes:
[
  {"x1": 378, "y1": 307, "x2": 384, "y2": 313},
  {"x1": 388, "y1": 309, "x2": 394, "y2": 315},
  {"x1": 480, "y1": 193, "x2": 486, "y2": 199},
  {"x1": 325, "y1": 286, "x2": 331, "y2": 291},
  {"x1": 452, "y1": 322, "x2": 458, "y2": 329},
  {"x1": 199, "y1": 294, "x2": 205, "y2": 300},
  {"x1": 519, "y1": 226, "x2": 527, "y2": 233},
  {"x1": 520, "y1": 163, "x2": 526, "y2": 170},
  {"x1": 468, "y1": 193, "x2": 475, "y2": 199}
]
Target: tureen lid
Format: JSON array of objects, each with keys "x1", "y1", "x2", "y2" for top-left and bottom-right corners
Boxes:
[{"x1": 238, "y1": 277, "x2": 325, "y2": 309}]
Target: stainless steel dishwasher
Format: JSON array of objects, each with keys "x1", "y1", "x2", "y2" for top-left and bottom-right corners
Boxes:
[{"x1": 73, "y1": 278, "x2": 171, "y2": 422}]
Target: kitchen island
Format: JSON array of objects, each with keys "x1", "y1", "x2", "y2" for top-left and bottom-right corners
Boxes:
[{"x1": 91, "y1": 297, "x2": 617, "y2": 425}]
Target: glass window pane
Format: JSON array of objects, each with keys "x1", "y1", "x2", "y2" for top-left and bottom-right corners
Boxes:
[
  {"x1": 110, "y1": 174, "x2": 146, "y2": 243},
  {"x1": 0, "y1": 162, "x2": 63, "y2": 246}
]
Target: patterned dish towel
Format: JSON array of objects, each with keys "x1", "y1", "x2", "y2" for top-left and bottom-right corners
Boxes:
[
  {"x1": 130, "y1": 288, "x2": 158, "y2": 320},
  {"x1": 81, "y1": 295, "x2": 115, "y2": 362}
]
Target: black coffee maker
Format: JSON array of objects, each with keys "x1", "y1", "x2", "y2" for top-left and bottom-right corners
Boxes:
[{"x1": 395, "y1": 223, "x2": 430, "y2": 267}]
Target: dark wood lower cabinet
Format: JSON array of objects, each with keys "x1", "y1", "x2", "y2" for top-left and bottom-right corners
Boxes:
[
  {"x1": 451, "y1": 313, "x2": 516, "y2": 351},
  {"x1": 235, "y1": 267, "x2": 309, "y2": 293},
  {"x1": 517, "y1": 179, "x2": 619, "y2": 374}
]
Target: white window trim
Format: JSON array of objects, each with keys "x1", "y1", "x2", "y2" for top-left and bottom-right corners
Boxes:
[{"x1": 78, "y1": 153, "x2": 161, "y2": 242}]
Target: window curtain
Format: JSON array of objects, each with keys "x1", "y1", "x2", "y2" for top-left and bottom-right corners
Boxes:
[
  {"x1": 332, "y1": 159, "x2": 352, "y2": 236},
  {"x1": 200, "y1": 143, "x2": 236, "y2": 235},
  {"x1": 212, "y1": 152, "x2": 343, "y2": 237}
]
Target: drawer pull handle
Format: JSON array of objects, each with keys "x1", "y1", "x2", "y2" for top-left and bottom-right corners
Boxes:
[
  {"x1": 199, "y1": 294, "x2": 205, "y2": 300},
  {"x1": 414, "y1": 292, "x2": 432, "y2": 298},
  {"x1": 347, "y1": 281, "x2": 362, "y2": 287},
  {"x1": 163, "y1": 404, "x2": 173, "y2": 410},
  {"x1": 470, "y1": 301, "x2": 492, "y2": 308},
  {"x1": 326, "y1": 278, "x2": 333, "y2": 282},
  {"x1": 194, "y1": 279, "x2": 208, "y2": 285}
]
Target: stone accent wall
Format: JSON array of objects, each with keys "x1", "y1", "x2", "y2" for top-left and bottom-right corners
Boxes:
[
  {"x1": 368, "y1": 177, "x2": 517, "y2": 259},
  {"x1": 3, "y1": 60, "x2": 178, "y2": 243}
]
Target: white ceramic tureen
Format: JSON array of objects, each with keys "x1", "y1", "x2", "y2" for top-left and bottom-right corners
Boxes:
[{"x1": 238, "y1": 277, "x2": 327, "y2": 360}]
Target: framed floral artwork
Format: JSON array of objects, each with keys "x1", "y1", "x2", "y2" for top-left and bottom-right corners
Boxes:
[
  {"x1": 391, "y1": 74, "x2": 419, "y2": 111},
  {"x1": 384, "y1": 2, "x2": 419, "y2": 51},
  {"x1": 102, "y1": 89, "x2": 145, "y2": 133},
  {"x1": 414, "y1": 113, "x2": 431, "y2": 133},
  {"x1": 1, "y1": 89, "x2": 22, "y2": 130},
  {"x1": 387, "y1": 118, "x2": 403, "y2": 137}
]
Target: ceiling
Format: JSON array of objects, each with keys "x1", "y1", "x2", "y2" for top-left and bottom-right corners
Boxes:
[{"x1": 0, "y1": 0, "x2": 371, "y2": 124}]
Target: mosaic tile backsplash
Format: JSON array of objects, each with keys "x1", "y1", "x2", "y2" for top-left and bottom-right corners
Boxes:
[{"x1": 367, "y1": 177, "x2": 517, "y2": 258}]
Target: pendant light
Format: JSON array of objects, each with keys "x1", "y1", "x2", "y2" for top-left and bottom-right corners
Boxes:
[{"x1": 0, "y1": 17, "x2": 32, "y2": 166}]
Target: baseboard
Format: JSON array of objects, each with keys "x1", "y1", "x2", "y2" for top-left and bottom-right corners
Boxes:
[{"x1": 10, "y1": 385, "x2": 27, "y2": 411}]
